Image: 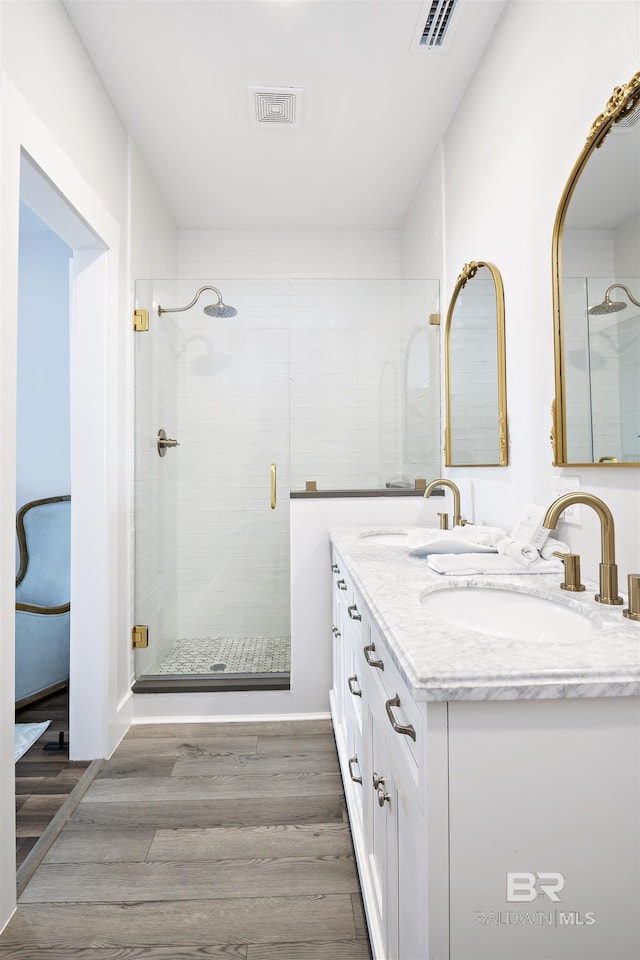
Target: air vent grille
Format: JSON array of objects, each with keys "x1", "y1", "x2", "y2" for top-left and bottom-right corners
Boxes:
[
  {"x1": 419, "y1": 0, "x2": 458, "y2": 48},
  {"x1": 248, "y1": 86, "x2": 303, "y2": 129}
]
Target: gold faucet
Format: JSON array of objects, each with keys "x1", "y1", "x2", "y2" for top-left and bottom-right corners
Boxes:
[
  {"x1": 543, "y1": 492, "x2": 623, "y2": 605},
  {"x1": 424, "y1": 479, "x2": 463, "y2": 528}
]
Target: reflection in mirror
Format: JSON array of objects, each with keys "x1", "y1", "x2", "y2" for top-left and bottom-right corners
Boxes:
[
  {"x1": 445, "y1": 261, "x2": 508, "y2": 466},
  {"x1": 553, "y1": 71, "x2": 640, "y2": 465}
]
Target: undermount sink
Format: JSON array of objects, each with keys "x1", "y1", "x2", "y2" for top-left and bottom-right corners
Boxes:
[
  {"x1": 420, "y1": 586, "x2": 596, "y2": 642},
  {"x1": 359, "y1": 531, "x2": 408, "y2": 545}
]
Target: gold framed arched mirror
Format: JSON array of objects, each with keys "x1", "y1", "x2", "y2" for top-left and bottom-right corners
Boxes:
[
  {"x1": 552, "y1": 71, "x2": 640, "y2": 466},
  {"x1": 444, "y1": 261, "x2": 508, "y2": 467}
]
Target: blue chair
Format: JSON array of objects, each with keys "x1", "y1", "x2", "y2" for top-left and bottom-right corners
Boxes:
[{"x1": 15, "y1": 495, "x2": 71, "y2": 707}]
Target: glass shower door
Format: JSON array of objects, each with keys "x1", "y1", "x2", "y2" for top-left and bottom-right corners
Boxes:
[{"x1": 133, "y1": 279, "x2": 291, "y2": 687}]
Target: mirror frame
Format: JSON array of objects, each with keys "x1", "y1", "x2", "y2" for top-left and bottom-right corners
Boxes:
[
  {"x1": 551, "y1": 70, "x2": 640, "y2": 467},
  {"x1": 444, "y1": 260, "x2": 508, "y2": 467}
]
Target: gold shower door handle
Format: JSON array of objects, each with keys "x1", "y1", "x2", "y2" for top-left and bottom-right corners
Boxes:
[{"x1": 270, "y1": 463, "x2": 276, "y2": 510}]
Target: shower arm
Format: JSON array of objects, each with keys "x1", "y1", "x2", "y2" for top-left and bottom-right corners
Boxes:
[
  {"x1": 157, "y1": 286, "x2": 224, "y2": 316},
  {"x1": 604, "y1": 283, "x2": 640, "y2": 308}
]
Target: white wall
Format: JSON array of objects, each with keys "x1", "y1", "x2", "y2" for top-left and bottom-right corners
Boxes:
[
  {"x1": 402, "y1": 0, "x2": 640, "y2": 583},
  {"x1": 179, "y1": 229, "x2": 401, "y2": 280},
  {"x1": 0, "y1": 0, "x2": 177, "y2": 931}
]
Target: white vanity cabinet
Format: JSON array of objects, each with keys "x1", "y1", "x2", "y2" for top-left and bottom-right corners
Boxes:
[
  {"x1": 330, "y1": 546, "x2": 435, "y2": 960},
  {"x1": 329, "y1": 540, "x2": 640, "y2": 960}
]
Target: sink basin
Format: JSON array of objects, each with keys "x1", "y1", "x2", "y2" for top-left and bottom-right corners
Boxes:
[
  {"x1": 420, "y1": 586, "x2": 596, "y2": 642},
  {"x1": 359, "y1": 531, "x2": 408, "y2": 545}
]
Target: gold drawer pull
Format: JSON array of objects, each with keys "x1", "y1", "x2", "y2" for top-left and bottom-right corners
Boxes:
[{"x1": 385, "y1": 695, "x2": 416, "y2": 741}]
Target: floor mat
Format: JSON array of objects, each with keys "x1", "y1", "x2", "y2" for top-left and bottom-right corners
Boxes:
[{"x1": 15, "y1": 720, "x2": 51, "y2": 762}]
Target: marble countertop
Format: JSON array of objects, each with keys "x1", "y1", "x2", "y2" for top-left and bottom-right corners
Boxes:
[{"x1": 329, "y1": 526, "x2": 640, "y2": 702}]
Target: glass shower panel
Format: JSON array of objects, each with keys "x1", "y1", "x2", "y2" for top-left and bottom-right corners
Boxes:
[
  {"x1": 134, "y1": 279, "x2": 291, "y2": 682},
  {"x1": 133, "y1": 279, "x2": 179, "y2": 677},
  {"x1": 288, "y1": 279, "x2": 440, "y2": 490}
]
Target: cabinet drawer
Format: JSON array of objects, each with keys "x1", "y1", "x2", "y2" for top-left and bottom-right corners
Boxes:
[{"x1": 361, "y1": 623, "x2": 422, "y2": 773}]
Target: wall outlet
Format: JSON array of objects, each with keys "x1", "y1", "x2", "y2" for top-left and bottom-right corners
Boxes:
[{"x1": 552, "y1": 476, "x2": 581, "y2": 525}]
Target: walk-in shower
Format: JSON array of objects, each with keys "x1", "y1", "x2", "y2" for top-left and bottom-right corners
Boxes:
[{"x1": 133, "y1": 277, "x2": 440, "y2": 691}]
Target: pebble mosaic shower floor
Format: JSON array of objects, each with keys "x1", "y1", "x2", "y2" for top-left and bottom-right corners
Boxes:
[{"x1": 157, "y1": 636, "x2": 290, "y2": 675}]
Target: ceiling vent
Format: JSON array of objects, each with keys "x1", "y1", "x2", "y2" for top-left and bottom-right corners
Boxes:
[
  {"x1": 412, "y1": 0, "x2": 459, "y2": 51},
  {"x1": 248, "y1": 86, "x2": 304, "y2": 129}
]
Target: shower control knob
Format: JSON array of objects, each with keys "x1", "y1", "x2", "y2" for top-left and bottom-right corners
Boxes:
[{"x1": 157, "y1": 429, "x2": 180, "y2": 457}]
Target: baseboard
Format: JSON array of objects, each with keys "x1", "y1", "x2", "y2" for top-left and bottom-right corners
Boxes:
[{"x1": 131, "y1": 710, "x2": 332, "y2": 725}]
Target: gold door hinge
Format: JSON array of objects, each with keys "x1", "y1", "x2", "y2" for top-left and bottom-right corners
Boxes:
[
  {"x1": 429, "y1": 313, "x2": 441, "y2": 325},
  {"x1": 133, "y1": 309, "x2": 149, "y2": 332},
  {"x1": 132, "y1": 625, "x2": 149, "y2": 649}
]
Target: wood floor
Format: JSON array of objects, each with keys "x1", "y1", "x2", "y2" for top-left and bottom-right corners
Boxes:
[
  {"x1": 1, "y1": 717, "x2": 372, "y2": 959},
  {"x1": 15, "y1": 689, "x2": 90, "y2": 869}
]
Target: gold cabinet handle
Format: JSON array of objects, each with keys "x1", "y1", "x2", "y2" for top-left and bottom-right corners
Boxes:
[{"x1": 270, "y1": 463, "x2": 276, "y2": 510}]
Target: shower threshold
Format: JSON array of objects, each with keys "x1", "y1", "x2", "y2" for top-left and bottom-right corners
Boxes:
[{"x1": 132, "y1": 673, "x2": 290, "y2": 694}]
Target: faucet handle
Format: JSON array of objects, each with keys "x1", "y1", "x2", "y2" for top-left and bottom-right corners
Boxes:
[
  {"x1": 552, "y1": 551, "x2": 585, "y2": 593},
  {"x1": 623, "y1": 574, "x2": 640, "y2": 621},
  {"x1": 437, "y1": 512, "x2": 449, "y2": 531}
]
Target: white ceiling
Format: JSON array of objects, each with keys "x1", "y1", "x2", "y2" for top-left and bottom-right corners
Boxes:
[{"x1": 63, "y1": 0, "x2": 506, "y2": 230}]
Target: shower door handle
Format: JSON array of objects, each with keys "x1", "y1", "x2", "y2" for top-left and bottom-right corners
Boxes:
[{"x1": 270, "y1": 463, "x2": 276, "y2": 510}]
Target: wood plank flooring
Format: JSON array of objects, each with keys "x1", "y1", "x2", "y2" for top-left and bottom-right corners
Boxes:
[
  {"x1": 15, "y1": 689, "x2": 90, "y2": 869},
  {"x1": 1, "y1": 717, "x2": 372, "y2": 959}
]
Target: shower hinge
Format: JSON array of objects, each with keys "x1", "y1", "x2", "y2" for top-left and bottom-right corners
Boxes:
[
  {"x1": 429, "y1": 313, "x2": 441, "y2": 325},
  {"x1": 133, "y1": 309, "x2": 149, "y2": 332},
  {"x1": 132, "y1": 625, "x2": 149, "y2": 649}
]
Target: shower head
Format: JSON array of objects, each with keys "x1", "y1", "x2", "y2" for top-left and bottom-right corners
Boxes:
[
  {"x1": 588, "y1": 297, "x2": 627, "y2": 315},
  {"x1": 157, "y1": 285, "x2": 237, "y2": 318},
  {"x1": 204, "y1": 301, "x2": 237, "y2": 318},
  {"x1": 588, "y1": 283, "x2": 640, "y2": 316}
]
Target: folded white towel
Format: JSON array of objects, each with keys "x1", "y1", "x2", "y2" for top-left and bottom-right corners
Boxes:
[
  {"x1": 496, "y1": 537, "x2": 540, "y2": 566},
  {"x1": 540, "y1": 538, "x2": 571, "y2": 560},
  {"x1": 407, "y1": 524, "x2": 505, "y2": 556},
  {"x1": 426, "y1": 553, "x2": 565, "y2": 576}
]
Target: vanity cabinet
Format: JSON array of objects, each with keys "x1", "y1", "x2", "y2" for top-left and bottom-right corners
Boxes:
[
  {"x1": 330, "y1": 542, "x2": 640, "y2": 960},
  {"x1": 330, "y1": 548, "x2": 435, "y2": 960}
]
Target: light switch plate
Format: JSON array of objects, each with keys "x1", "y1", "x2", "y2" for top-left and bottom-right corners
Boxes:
[{"x1": 552, "y1": 476, "x2": 581, "y2": 525}]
